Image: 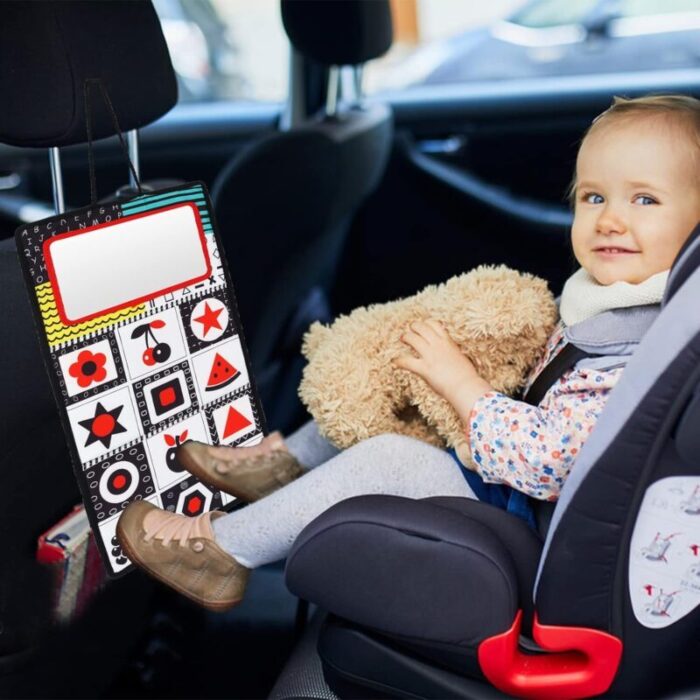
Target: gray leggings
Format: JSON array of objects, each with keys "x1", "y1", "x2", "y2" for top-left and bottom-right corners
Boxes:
[{"x1": 212, "y1": 420, "x2": 477, "y2": 568}]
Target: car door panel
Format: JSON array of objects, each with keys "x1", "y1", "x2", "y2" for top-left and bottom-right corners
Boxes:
[{"x1": 331, "y1": 73, "x2": 700, "y2": 314}]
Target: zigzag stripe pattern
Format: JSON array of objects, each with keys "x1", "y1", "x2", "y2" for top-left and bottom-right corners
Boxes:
[{"x1": 36, "y1": 282, "x2": 145, "y2": 349}]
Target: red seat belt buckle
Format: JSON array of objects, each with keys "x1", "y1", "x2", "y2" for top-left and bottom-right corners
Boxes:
[{"x1": 478, "y1": 610, "x2": 623, "y2": 699}]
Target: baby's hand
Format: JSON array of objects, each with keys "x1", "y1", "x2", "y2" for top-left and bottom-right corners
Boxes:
[{"x1": 394, "y1": 319, "x2": 493, "y2": 423}]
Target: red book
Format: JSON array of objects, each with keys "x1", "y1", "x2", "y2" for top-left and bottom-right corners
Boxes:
[{"x1": 37, "y1": 505, "x2": 107, "y2": 623}]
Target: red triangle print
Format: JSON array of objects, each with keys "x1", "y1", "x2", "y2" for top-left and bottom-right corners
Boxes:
[
  {"x1": 206, "y1": 353, "x2": 240, "y2": 391},
  {"x1": 223, "y1": 406, "x2": 252, "y2": 439}
]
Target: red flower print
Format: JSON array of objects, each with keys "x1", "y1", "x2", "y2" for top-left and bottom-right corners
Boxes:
[{"x1": 69, "y1": 350, "x2": 107, "y2": 388}]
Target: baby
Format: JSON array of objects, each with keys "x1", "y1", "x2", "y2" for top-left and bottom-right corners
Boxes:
[{"x1": 118, "y1": 94, "x2": 700, "y2": 610}]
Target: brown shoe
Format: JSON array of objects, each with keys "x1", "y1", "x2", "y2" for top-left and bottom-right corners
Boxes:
[
  {"x1": 177, "y1": 433, "x2": 305, "y2": 502},
  {"x1": 116, "y1": 500, "x2": 249, "y2": 611}
]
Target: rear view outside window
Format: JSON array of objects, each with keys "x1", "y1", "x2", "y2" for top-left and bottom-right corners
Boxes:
[
  {"x1": 364, "y1": 0, "x2": 700, "y2": 94},
  {"x1": 153, "y1": 0, "x2": 288, "y2": 103}
]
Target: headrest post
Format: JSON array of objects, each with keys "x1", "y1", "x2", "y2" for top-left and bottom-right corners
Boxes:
[
  {"x1": 353, "y1": 65, "x2": 364, "y2": 104},
  {"x1": 280, "y1": 47, "x2": 306, "y2": 131},
  {"x1": 325, "y1": 66, "x2": 340, "y2": 117},
  {"x1": 48, "y1": 147, "x2": 65, "y2": 215},
  {"x1": 127, "y1": 129, "x2": 140, "y2": 189}
]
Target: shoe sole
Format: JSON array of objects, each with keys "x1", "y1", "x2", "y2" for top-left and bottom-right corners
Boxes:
[{"x1": 116, "y1": 516, "x2": 242, "y2": 613}]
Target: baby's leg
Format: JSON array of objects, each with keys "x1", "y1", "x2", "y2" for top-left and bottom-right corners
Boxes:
[
  {"x1": 178, "y1": 419, "x2": 341, "y2": 500},
  {"x1": 284, "y1": 418, "x2": 341, "y2": 468},
  {"x1": 213, "y1": 433, "x2": 475, "y2": 568}
]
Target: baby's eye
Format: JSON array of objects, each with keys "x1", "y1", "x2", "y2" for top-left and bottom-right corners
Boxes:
[
  {"x1": 634, "y1": 195, "x2": 657, "y2": 205},
  {"x1": 582, "y1": 192, "x2": 604, "y2": 204}
]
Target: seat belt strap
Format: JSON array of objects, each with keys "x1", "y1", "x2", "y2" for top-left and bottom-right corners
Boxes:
[{"x1": 521, "y1": 344, "x2": 599, "y2": 406}]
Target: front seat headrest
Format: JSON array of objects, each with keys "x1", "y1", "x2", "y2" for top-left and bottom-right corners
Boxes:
[
  {"x1": 0, "y1": 0, "x2": 177, "y2": 148},
  {"x1": 281, "y1": 0, "x2": 393, "y2": 66}
]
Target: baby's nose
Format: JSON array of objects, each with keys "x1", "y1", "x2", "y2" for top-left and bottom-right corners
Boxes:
[{"x1": 596, "y1": 206, "x2": 627, "y2": 234}]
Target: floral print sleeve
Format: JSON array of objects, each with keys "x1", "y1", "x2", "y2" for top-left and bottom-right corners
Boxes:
[{"x1": 466, "y1": 323, "x2": 625, "y2": 500}]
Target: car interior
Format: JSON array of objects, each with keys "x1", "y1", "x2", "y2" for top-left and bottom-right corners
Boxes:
[{"x1": 0, "y1": 1, "x2": 699, "y2": 698}]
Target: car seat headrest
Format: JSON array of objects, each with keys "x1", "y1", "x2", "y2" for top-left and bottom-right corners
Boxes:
[
  {"x1": 664, "y1": 221, "x2": 700, "y2": 305},
  {"x1": 281, "y1": 0, "x2": 392, "y2": 67},
  {"x1": 0, "y1": 0, "x2": 177, "y2": 148}
]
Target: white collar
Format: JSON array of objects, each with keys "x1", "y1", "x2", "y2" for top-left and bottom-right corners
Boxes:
[{"x1": 559, "y1": 267, "x2": 669, "y2": 326}]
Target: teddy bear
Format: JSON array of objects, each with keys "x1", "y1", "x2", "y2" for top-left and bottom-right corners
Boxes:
[{"x1": 298, "y1": 265, "x2": 558, "y2": 466}]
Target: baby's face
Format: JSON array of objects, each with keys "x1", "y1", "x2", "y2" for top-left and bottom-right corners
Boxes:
[{"x1": 571, "y1": 117, "x2": 700, "y2": 285}]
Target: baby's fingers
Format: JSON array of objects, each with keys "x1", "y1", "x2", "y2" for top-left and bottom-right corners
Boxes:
[
  {"x1": 393, "y1": 354, "x2": 421, "y2": 374},
  {"x1": 401, "y1": 329, "x2": 428, "y2": 354},
  {"x1": 425, "y1": 318, "x2": 449, "y2": 338},
  {"x1": 410, "y1": 320, "x2": 438, "y2": 340}
]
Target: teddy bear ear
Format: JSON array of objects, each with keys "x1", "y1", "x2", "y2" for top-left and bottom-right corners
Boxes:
[{"x1": 301, "y1": 322, "x2": 333, "y2": 358}]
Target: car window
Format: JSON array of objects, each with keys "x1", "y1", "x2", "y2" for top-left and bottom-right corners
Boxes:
[
  {"x1": 152, "y1": 0, "x2": 288, "y2": 104},
  {"x1": 620, "y1": 0, "x2": 700, "y2": 16},
  {"x1": 509, "y1": 0, "x2": 600, "y2": 28},
  {"x1": 365, "y1": 0, "x2": 700, "y2": 94}
]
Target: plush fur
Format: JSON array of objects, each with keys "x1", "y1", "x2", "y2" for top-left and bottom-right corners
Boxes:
[{"x1": 299, "y1": 265, "x2": 558, "y2": 465}]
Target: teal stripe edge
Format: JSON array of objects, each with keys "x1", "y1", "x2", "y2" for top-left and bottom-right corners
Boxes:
[
  {"x1": 125, "y1": 185, "x2": 204, "y2": 205},
  {"x1": 121, "y1": 197, "x2": 208, "y2": 216}
]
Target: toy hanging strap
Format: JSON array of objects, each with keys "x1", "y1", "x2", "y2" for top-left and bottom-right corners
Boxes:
[{"x1": 83, "y1": 78, "x2": 144, "y2": 204}]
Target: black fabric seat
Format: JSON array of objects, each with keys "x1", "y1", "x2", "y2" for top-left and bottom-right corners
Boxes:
[
  {"x1": 0, "y1": 2, "x2": 177, "y2": 695},
  {"x1": 283, "y1": 223, "x2": 700, "y2": 699},
  {"x1": 211, "y1": 0, "x2": 393, "y2": 433}
]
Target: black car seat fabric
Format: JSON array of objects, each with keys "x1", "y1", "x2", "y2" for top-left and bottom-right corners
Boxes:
[
  {"x1": 211, "y1": 0, "x2": 393, "y2": 433},
  {"x1": 280, "y1": 0, "x2": 392, "y2": 66},
  {"x1": 0, "y1": 1, "x2": 177, "y2": 694},
  {"x1": 0, "y1": 0, "x2": 176, "y2": 147},
  {"x1": 286, "y1": 495, "x2": 542, "y2": 679},
  {"x1": 283, "y1": 225, "x2": 700, "y2": 699}
]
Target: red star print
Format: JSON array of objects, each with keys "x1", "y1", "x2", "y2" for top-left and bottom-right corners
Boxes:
[{"x1": 193, "y1": 301, "x2": 223, "y2": 337}]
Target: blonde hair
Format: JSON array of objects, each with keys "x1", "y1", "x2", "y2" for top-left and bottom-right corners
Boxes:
[{"x1": 567, "y1": 93, "x2": 700, "y2": 207}]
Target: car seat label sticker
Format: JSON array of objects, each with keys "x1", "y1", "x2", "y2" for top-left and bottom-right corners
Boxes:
[
  {"x1": 14, "y1": 182, "x2": 266, "y2": 577},
  {"x1": 629, "y1": 476, "x2": 700, "y2": 628}
]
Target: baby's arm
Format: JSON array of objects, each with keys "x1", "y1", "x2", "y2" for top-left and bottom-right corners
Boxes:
[{"x1": 468, "y1": 368, "x2": 624, "y2": 500}]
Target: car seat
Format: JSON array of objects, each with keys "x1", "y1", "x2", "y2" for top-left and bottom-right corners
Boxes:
[
  {"x1": 0, "y1": 1, "x2": 177, "y2": 695},
  {"x1": 210, "y1": 0, "x2": 394, "y2": 433},
  {"x1": 279, "y1": 222, "x2": 700, "y2": 699}
]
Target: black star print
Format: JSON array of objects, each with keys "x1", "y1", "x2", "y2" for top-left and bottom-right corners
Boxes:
[{"x1": 78, "y1": 402, "x2": 127, "y2": 448}]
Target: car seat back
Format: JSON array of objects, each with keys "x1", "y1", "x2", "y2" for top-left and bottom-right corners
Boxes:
[
  {"x1": 0, "y1": 1, "x2": 175, "y2": 694},
  {"x1": 534, "y1": 223, "x2": 700, "y2": 698},
  {"x1": 0, "y1": 0, "x2": 176, "y2": 147},
  {"x1": 211, "y1": 0, "x2": 393, "y2": 431}
]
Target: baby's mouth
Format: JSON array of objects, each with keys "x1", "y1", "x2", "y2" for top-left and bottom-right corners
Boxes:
[{"x1": 593, "y1": 247, "x2": 640, "y2": 257}]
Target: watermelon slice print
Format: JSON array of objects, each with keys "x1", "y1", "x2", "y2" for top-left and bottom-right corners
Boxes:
[{"x1": 206, "y1": 352, "x2": 240, "y2": 391}]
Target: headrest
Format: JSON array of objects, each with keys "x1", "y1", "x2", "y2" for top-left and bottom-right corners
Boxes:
[
  {"x1": 281, "y1": 0, "x2": 392, "y2": 66},
  {"x1": 0, "y1": 1, "x2": 177, "y2": 148},
  {"x1": 664, "y1": 222, "x2": 700, "y2": 304}
]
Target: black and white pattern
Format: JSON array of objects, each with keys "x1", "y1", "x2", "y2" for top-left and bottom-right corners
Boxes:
[
  {"x1": 132, "y1": 360, "x2": 198, "y2": 434},
  {"x1": 53, "y1": 330, "x2": 126, "y2": 404},
  {"x1": 15, "y1": 183, "x2": 266, "y2": 577},
  {"x1": 84, "y1": 442, "x2": 156, "y2": 521},
  {"x1": 178, "y1": 287, "x2": 236, "y2": 354},
  {"x1": 160, "y1": 475, "x2": 224, "y2": 516}
]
